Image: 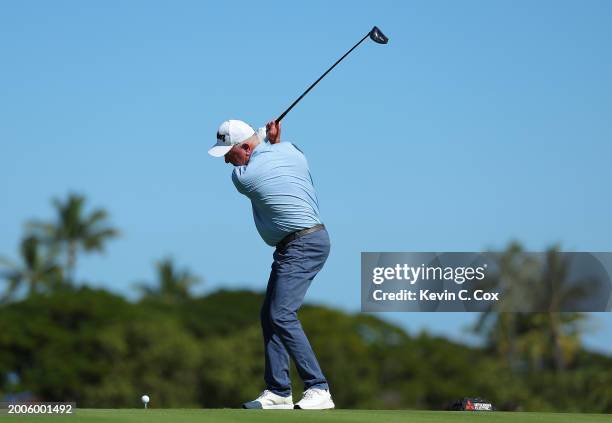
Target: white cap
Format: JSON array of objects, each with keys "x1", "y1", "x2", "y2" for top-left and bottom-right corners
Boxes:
[{"x1": 209, "y1": 120, "x2": 255, "y2": 157}]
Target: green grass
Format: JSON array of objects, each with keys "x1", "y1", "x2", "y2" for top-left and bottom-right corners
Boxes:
[{"x1": 3, "y1": 409, "x2": 610, "y2": 423}]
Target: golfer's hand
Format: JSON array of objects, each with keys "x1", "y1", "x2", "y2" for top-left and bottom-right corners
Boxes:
[{"x1": 266, "y1": 120, "x2": 281, "y2": 144}]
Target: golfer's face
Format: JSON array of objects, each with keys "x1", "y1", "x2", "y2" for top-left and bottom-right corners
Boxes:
[{"x1": 224, "y1": 144, "x2": 249, "y2": 166}]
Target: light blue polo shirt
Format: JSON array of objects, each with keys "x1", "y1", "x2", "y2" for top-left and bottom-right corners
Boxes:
[{"x1": 232, "y1": 140, "x2": 322, "y2": 246}]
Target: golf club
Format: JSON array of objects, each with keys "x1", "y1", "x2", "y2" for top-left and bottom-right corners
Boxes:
[{"x1": 275, "y1": 26, "x2": 388, "y2": 124}]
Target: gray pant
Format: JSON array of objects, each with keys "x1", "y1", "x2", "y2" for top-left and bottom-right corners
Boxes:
[{"x1": 261, "y1": 228, "x2": 330, "y2": 397}]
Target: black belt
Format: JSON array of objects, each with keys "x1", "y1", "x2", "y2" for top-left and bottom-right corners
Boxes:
[{"x1": 276, "y1": 224, "x2": 325, "y2": 250}]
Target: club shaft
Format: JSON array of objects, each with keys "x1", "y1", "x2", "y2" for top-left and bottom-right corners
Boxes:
[{"x1": 276, "y1": 31, "x2": 370, "y2": 124}]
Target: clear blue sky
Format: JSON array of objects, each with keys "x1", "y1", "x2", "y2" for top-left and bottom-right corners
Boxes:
[{"x1": 1, "y1": 1, "x2": 611, "y2": 353}]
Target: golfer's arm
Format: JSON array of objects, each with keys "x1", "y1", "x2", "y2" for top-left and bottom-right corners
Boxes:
[
  {"x1": 259, "y1": 127, "x2": 281, "y2": 144},
  {"x1": 267, "y1": 127, "x2": 281, "y2": 144}
]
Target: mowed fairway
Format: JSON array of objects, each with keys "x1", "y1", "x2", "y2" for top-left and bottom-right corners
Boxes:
[{"x1": 5, "y1": 409, "x2": 610, "y2": 423}]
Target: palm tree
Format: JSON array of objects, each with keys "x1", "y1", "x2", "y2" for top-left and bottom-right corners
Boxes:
[
  {"x1": 0, "y1": 235, "x2": 63, "y2": 302},
  {"x1": 474, "y1": 241, "x2": 540, "y2": 370},
  {"x1": 29, "y1": 193, "x2": 119, "y2": 281},
  {"x1": 135, "y1": 257, "x2": 201, "y2": 303},
  {"x1": 475, "y1": 243, "x2": 589, "y2": 372},
  {"x1": 530, "y1": 248, "x2": 590, "y2": 371}
]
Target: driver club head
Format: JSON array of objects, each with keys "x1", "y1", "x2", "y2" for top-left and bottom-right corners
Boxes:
[{"x1": 369, "y1": 26, "x2": 389, "y2": 44}]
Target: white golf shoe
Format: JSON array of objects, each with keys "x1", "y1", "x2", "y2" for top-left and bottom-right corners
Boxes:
[
  {"x1": 242, "y1": 390, "x2": 293, "y2": 409},
  {"x1": 294, "y1": 388, "x2": 335, "y2": 410}
]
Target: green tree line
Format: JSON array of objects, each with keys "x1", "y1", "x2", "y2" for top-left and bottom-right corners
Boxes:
[{"x1": 1, "y1": 194, "x2": 611, "y2": 411}]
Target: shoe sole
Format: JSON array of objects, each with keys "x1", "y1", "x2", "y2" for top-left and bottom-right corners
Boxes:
[
  {"x1": 262, "y1": 404, "x2": 294, "y2": 410},
  {"x1": 294, "y1": 401, "x2": 335, "y2": 410}
]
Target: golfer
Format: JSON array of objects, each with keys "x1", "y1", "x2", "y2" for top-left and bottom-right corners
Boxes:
[{"x1": 209, "y1": 119, "x2": 334, "y2": 410}]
